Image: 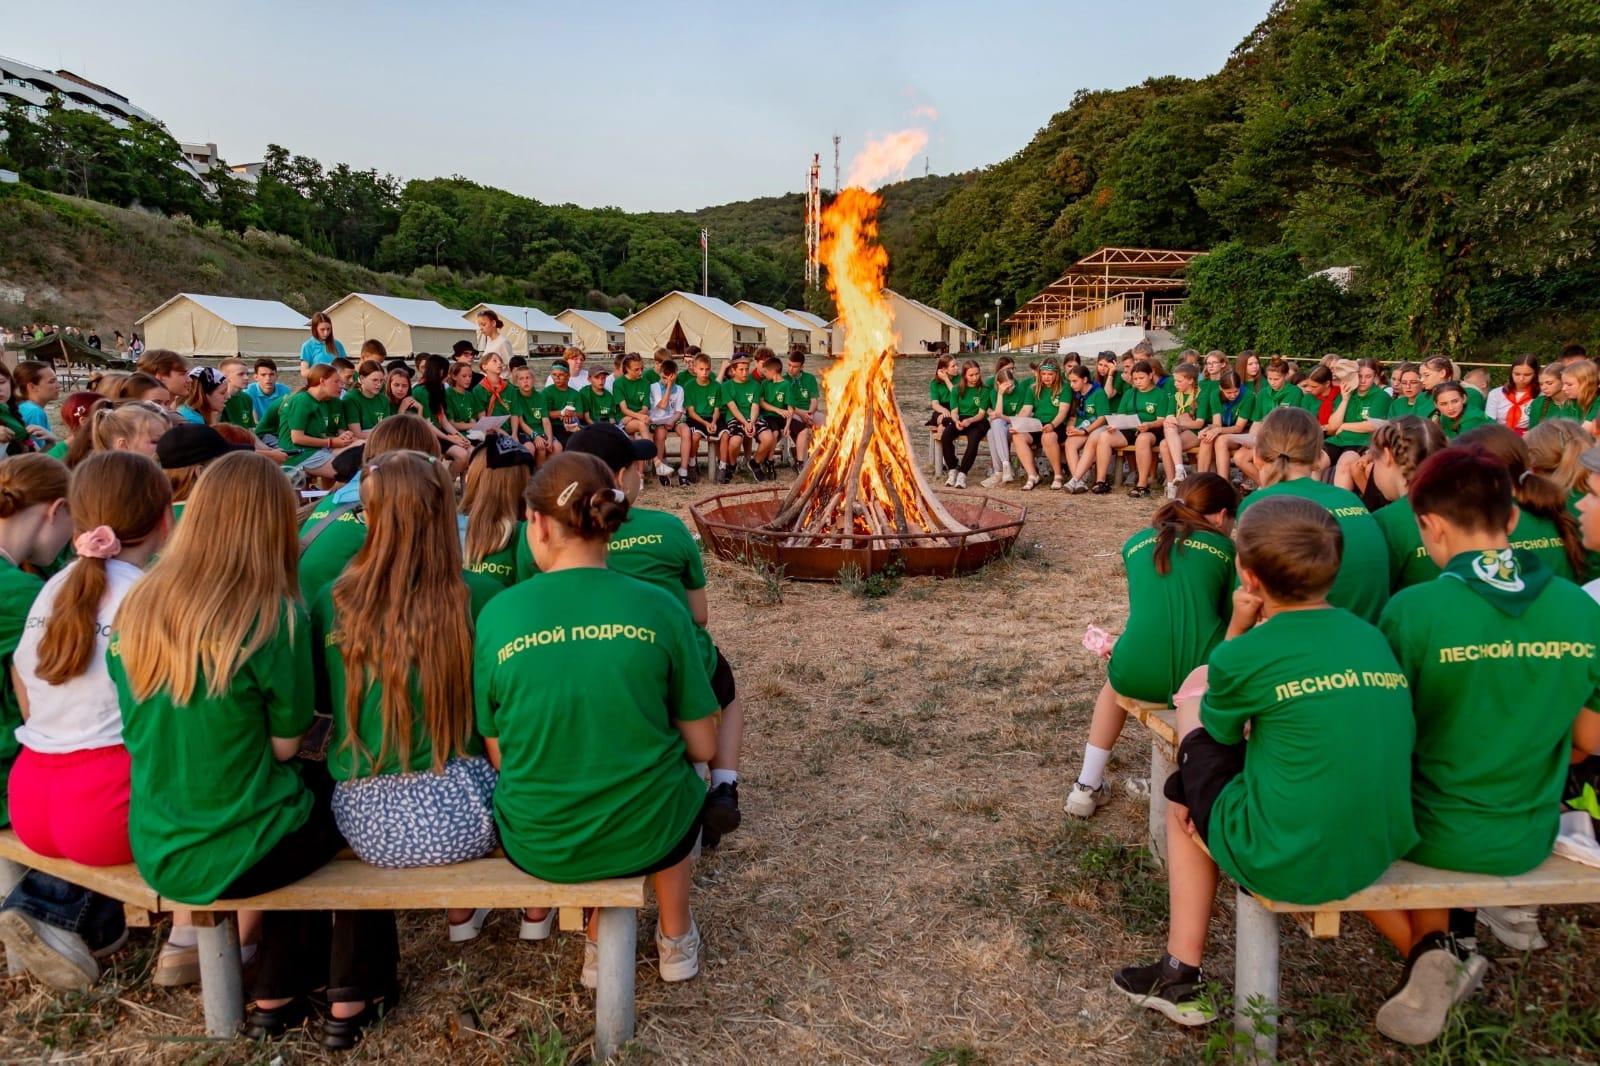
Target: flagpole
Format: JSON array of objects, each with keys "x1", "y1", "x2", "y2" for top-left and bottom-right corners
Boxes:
[{"x1": 701, "y1": 228, "x2": 709, "y2": 296}]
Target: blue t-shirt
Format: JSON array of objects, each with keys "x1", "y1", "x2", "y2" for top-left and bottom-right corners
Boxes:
[
  {"x1": 17, "y1": 401, "x2": 50, "y2": 432},
  {"x1": 300, "y1": 337, "x2": 346, "y2": 368},
  {"x1": 243, "y1": 382, "x2": 292, "y2": 419},
  {"x1": 175, "y1": 405, "x2": 206, "y2": 425}
]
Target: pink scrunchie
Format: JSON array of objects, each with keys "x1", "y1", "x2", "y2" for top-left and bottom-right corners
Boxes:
[
  {"x1": 1082, "y1": 625, "x2": 1116, "y2": 660},
  {"x1": 74, "y1": 525, "x2": 121, "y2": 560}
]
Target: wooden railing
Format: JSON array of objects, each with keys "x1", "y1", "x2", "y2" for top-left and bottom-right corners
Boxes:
[{"x1": 1150, "y1": 299, "x2": 1183, "y2": 330}]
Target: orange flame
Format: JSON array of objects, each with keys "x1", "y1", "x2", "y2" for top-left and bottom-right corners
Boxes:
[{"x1": 846, "y1": 128, "x2": 929, "y2": 189}]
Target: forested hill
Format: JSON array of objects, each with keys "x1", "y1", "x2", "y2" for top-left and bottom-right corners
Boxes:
[{"x1": 3, "y1": 0, "x2": 1597, "y2": 356}]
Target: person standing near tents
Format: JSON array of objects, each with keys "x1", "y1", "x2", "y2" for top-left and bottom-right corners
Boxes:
[{"x1": 299, "y1": 313, "x2": 347, "y2": 379}]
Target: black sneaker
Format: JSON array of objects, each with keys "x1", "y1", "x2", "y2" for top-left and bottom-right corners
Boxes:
[
  {"x1": 1112, "y1": 955, "x2": 1216, "y2": 1026},
  {"x1": 751, "y1": 463, "x2": 768, "y2": 483},
  {"x1": 678, "y1": 472, "x2": 690, "y2": 488},
  {"x1": 659, "y1": 474, "x2": 671, "y2": 488},
  {"x1": 1128, "y1": 485, "x2": 1150, "y2": 498},
  {"x1": 764, "y1": 460, "x2": 777, "y2": 480},
  {"x1": 700, "y1": 824, "x2": 722, "y2": 850},
  {"x1": 703, "y1": 781, "x2": 742, "y2": 835},
  {"x1": 1090, "y1": 480, "x2": 1111, "y2": 495}
]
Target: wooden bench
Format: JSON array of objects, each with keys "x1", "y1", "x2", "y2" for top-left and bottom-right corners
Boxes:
[
  {"x1": 1114, "y1": 697, "x2": 1179, "y2": 865},
  {"x1": 0, "y1": 832, "x2": 647, "y2": 1060}
]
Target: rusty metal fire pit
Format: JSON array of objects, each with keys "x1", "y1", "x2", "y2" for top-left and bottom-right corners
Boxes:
[{"x1": 690, "y1": 486, "x2": 1026, "y2": 581}]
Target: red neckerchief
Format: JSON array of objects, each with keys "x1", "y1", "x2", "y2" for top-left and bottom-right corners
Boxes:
[
  {"x1": 1503, "y1": 384, "x2": 1535, "y2": 435},
  {"x1": 1318, "y1": 389, "x2": 1336, "y2": 425},
  {"x1": 480, "y1": 376, "x2": 507, "y2": 414}
]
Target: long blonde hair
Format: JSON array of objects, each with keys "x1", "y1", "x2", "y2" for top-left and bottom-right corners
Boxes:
[
  {"x1": 1254, "y1": 406, "x2": 1324, "y2": 487},
  {"x1": 115, "y1": 451, "x2": 299, "y2": 702},
  {"x1": 332, "y1": 451, "x2": 473, "y2": 774},
  {"x1": 1526, "y1": 418, "x2": 1591, "y2": 494},
  {"x1": 461, "y1": 445, "x2": 528, "y2": 564}
]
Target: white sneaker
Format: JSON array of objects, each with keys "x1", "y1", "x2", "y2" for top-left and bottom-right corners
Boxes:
[
  {"x1": 980, "y1": 472, "x2": 1002, "y2": 488},
  {"x1": 1479, "y1": 906, "x2": 1546, "y2": 951},
  {"x1": 581, "y1": 937, "x2": 598, "y2": 990},
  {"x1": 1064, "y1": 781, "x2": 1110, "y2": 818},
  {"x1": 945, "y1": 470, "x2": 958, "y2": 487},
  {"x1": 954, "y1": 472, "x2": 967, "y2": 489},
  {"x1": 1001, "y1": 468, "x2": 1015, "y2": 484},
  {"x1": 1376, "y1": 939, "x2": 1485, "y2": 1045},
  {"x1": 519, "y1": 910, "x2": 556, "y2": 941},
  {"x1": 1165, "y1": 481, "x2": 1178, "y2": 499},
  {"x1": 448, "y1": 908, "x2": 492, "y2": 943},
  {"x1": 655, "y1": 462, "x2": 672, "y2": 477},
  {"x1": 0, "y1": 909, "x2": 98, "y2": 991},
  {"x1": 1173, "y1": 467, "x2": 1187, "y2": 482},
  {"x1": 657, "y1": 919, "x2": 701, "y2": 982}
]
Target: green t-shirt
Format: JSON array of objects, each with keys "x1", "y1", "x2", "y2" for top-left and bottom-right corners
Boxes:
[
  {"x1": 445, "y1": 387, "x2": 484, "y2": 426},
  {"x1": 1169, "y1": 388, "x2": 1202, "y2": 423},
  {"x1": 111, "y1": 606, "x2": 316, "y2": 905},
  {"x1": 719, "y1": 378, "x2": 763, "y2": 422},
  {"x1": 1465, "y1": 387, "x2": 1487, "y2": 413},
  {"x1": 473, "y1": 567, "x2": 718, "y2": 882},
  {"x1": 279, "y1": 391, "x2": 343, "y2": 462},
  {"x1": 1247, "y1": 382, "x2": 1301, "y2": 423},
  {"x1": 1071, "y1": 386, "x2": 1111, "y2": 430},
  {"x1": 1439, "y1": 408, "x2": 1492, "y2": 440},
  {"x1": 1202, "y1": 608, "x2": 1419, "y2": 903},
  {"x1": 604, "y1": 506, "x2": 716, "y2": 676},
  {"x1": 1388, "y1": 393, "x2": 1436, "y2": 420},
  {"x1": 681, "y1": 378, "x2": 721, "y2": 420},
  {"x1": 472, "y1": 380, "x2": 512, "y2": 417},
  {"x1": 508, "y1": 388, "x2": 548, "y2": 435},
  {"x1": 342, "y1": 390, "x2": 389, "y2": 431},
  {"x1": 409, "y1": 384, "x2": 440, "y2": 424},
  {"x1": 613, "y1": 376, "x2": 650, "y2": 414},
  {"x1": 1030, "y1": 383, "x2": 1066, "y2": 424},
  {"x1": 0, "y1": 559, "x2": 43, "y2": 827},
  {"x1": 785, "y1": 371, "x2": 820, "y2": 412},
  {"x1": 1327, "y1": 386, "x2": 1393, "y2": 447},
  {"x1": 1509, "y1": 510, "x2": 1579, "y2": 582},
  {"x1": 1125, "y1": 386, "x2": 1172, "y2": 426},
  {"x1": 1198, "y1": 388, "x2": 1246, "y2": 427},
  {"x1": 299, "y1": 500, "x2": 369, "y2": 602},
  {"x1": 928, "y1": 377, "x2": 953, "y2": 409},
  {"x1": 544, "y1": 385, "x2": 585, "y2": 428},
  {"x1": 221, "y1": 392, "x2": 256, "y2": 430},
  {"x1": 1372, "y1": 496, "x2": 1440, "y2": 591},
  {"x1": 952, "y1": 383, "x2": 989, "y2": 418},
  {"x1": 997, "y1": 384, "x2": 1031, "y2": 418},
  {"x1": 463, "y1": 518, "x2": 526, "y2": 587},
  {"x1": 1527, "y1": 396, "x2": 1576, "y2": 428},
  {"x1": 1238, "y1": 477, "x2": 1390, "y2": 623},
  {"x1": 1379, "y1": 553, "x2": 1600, "y2": 875},
  {"x1": 255, "y1": 394, "x2": 287, "y2": 437},
  {"x1": 1107, "y1": 527, "x2": 1234, "y2": 703},
  {"x1": 761, "y1": 377, "x2": 791, "y2": 414},
  {"x1": 580, "y1": 387, "x2": 617, "y2": 423},
  {"x1": 313, "y1": 579, "x2": 497, "y2": 781}
]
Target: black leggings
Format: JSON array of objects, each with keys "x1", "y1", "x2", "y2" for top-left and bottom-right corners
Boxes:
[
  {"x1": 219, "y1": 761, "x2": 398, "y2": 1005},
  {"x1": 940, "y1": 418, "x2": 989, "y2": 474}
]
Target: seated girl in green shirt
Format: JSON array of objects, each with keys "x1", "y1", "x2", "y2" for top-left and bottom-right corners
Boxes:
[
  {"x1": 1066, "y1": 473, "x2": 1238, "y2": 819},
  {"x1": 112, "y1": 451, "x2": 395, "y2": 1044},
  {"x1": 1114, "y1": 495, "x2": 1417, "y2": 1030},
  {"x1": 1456, "y1": 423, "x2": 1590, "y2": 584},
  {"x1": 1434, "y1": 382, "x2": 1491, "y2": 440},
  {"x1": 474, "y1": 451, "x2": 718, "y2": 988}
]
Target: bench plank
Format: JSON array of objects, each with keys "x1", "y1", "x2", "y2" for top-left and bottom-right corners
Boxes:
[
  {"x1": 0, "y1": 832, "x2": 160, "y2": 911},
  {"x1": 174, "y1": 857, "x2": 646, "y2": 912},
  {"x1": 1255, "y1": 855, "x2": 1600, "y2": 914}
]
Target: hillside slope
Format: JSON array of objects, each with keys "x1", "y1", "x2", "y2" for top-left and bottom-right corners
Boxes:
[{"x1": 0, "y1": 184, "x2": 427, "y2": 335}]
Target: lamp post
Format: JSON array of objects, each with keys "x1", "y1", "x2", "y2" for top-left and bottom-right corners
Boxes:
[{"x1": 993, "y1": 297, "x2": 1002, "y2": 352}]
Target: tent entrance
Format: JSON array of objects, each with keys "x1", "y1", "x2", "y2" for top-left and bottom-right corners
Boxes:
[{"x1": 666, "y1": 320, "x2": 690, "y2": 354}]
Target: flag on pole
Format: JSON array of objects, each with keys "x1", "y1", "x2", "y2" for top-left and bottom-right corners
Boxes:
[{"x1": 700, "y1": 228, "x2": 708, "y2": 250}]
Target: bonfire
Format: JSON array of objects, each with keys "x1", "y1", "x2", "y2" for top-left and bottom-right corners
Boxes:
[{"x1": 765, "y1": 151, "x2": 973, "y2": 546}]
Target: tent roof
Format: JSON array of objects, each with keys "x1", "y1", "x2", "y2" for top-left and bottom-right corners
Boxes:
[
  {"x1": 329, "y1": 293, "x2": 469, "y2": 329},
  {"x1": 560, "y1": 308, "x2": 625, "y2": 332},
  {"x1": 19, "y1": 332, "x2": 128, "y2": 366},
  {"x1": 784, "y1": 308, "x2": 828, "y2": 330},
  {"x1": 735, "y1": 300, "x2": 807, "y2": 332},
  {"x1": 137, "y1": 293, "x2": 309, "y2": 329},
  {"x1": 625, "y1": 291, "x2": 766, "y2": 330},
  {"x1": 893, "y1": 291, "x2": 974, "y2": 332},
  {"x1": 466, "y1": 303, "x2": 571, "y2": 334}
]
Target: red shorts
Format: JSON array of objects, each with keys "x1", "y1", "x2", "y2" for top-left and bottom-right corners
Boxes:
[{"x1": 7, "y1": 744, "x2": 133, "y2": 866}]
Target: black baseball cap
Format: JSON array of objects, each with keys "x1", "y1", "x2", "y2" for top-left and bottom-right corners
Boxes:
[
  {"x1": 478, "y1": 432, "x2": 535, "y2": 470},
  {"x1": 566, "y1": 423, "x2": 657, "y2": 472},
  {"x1": 156, "y1": 423, "x2": 252, "y2": 469},
  {"x1": 451, "y1": 340, "x2": 479, "y2": 358}
]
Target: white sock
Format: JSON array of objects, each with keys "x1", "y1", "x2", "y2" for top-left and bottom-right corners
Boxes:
[
  {"x1": 166, "y1": 925, "x2": 198, "y2": 949},
  {"x1": 678, "y1": 465, "x2": 689, "y2": 475},
  {"x1": 1078, "y1": 744, "x2": 1113, "y2": 790},
  {"x1": 1174, "y1": 462, "x2": 1186, "y2": 478},
  {"x1": 710, "y1": 769, "x2": 738, "y2": 788}
]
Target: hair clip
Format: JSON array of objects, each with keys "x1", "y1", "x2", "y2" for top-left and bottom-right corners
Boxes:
[
  {"x1": 611, "y1": 488, "x2": 625, "y2": 503},
  {"x1": 557, "y1": 481, "x2": 580, "y2": 507}
]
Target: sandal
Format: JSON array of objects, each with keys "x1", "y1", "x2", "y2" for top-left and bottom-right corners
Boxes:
[{"x1": 1021, "y1": 476, "x2": 1040, "y2": 491}]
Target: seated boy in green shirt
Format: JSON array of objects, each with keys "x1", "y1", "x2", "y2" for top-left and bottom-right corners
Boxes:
[
  {"x1": 1368, "y1": 446, "x2": 1600, "y2": 1046},
  {"x1": 1114, "y1": 495, "x2": 1418, "y2": 1027}
]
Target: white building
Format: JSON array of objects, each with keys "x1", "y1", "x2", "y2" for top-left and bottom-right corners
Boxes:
[{"x1": 0, "y1": 54, "x2": 158, "y2": 130}]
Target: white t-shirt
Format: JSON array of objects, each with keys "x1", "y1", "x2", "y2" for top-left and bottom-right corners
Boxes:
[
  {"x1": 1486, "y1": 386, "x2": 1535, "y2": 432},
  {"x1": 545, "y1": 370, "x2": 591, "y2": 390},
  {"x1": 12, "y1": 559, "x2": 142, "y2": 753},
  {"x1": 478, "y1": 332, "x2": 514, "y2": 365}
]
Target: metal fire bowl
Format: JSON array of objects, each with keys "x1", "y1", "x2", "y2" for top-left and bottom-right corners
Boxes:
[{"x1": 689, "y1": 487, "x2": 1027, "y2": 581}]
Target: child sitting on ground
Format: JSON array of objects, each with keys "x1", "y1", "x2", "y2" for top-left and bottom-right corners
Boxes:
[
  {"x1": 1113, "y1": 495, "x2": 1418, "y2": 1027},
  {"x1": 1066, "y1": 473, "x2": 1238, "y2": 818},
  {"x1": 1369, "y1": 447, "x2": 1600, "y2": 1045}
]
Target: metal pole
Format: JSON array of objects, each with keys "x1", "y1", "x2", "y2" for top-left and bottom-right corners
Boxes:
[{"x1": 701, "y1": 229, "x2": 709, "y2": 297}]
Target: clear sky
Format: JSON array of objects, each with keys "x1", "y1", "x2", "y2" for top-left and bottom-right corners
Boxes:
[{"x1": 4, "y1": 1, "x2": 1269, "y2": 212}]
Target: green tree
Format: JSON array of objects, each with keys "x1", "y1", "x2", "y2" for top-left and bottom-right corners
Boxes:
[
  {"x1": 529, "y1": 250, "x2": 592, "y2": 309},
  {"x1": 379, "y1": 201, "x2": 459, "y2": 270}
]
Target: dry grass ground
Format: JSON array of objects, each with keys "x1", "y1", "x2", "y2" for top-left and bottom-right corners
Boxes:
[{"x1": 2, "y1": 357, "x2": 1596, "y2": 1064}]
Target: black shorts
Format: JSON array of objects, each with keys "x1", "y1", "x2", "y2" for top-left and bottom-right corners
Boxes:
[
  {"x1": 711, "y1": 645, "x2": 737, "y2": 709},
  {"x1": 724, "y1": 419, "x2": 749, "y2": 440},
  {"x1": 1324, "y1": 442, "x2": 1365, "y2": 466},
  {"x1": 925, "y1": 412, "x2": 942, "y2": 428},
  {"x1": 1024, "y1": 425, "x2": 1064, "y2": 449},
  {"x1": 689, "y1": 415, "x2": 720, "y2": 437},
  {"x1": 785, "y1": 417, "x2": 811, "y2": 440},
  {"x1": 759, "y1": 414, "x2": 785, "y2": 434},
  {"x1": 1162, "y1": 727, "x2": 1246, "y2": 844}
]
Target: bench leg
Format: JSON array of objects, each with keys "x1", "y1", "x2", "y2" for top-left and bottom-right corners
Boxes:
[
  {"x1": 1148, "y1": 739, "x2": 1174, "y2": 866},
  {"x1": 0, "y1": 857, "x2": 23, "y2": 975},
  {"x1": 196, "y1": 917, "x2": 244, "y2": 1038},
  {"x1": 594, "y1": 906, "x2": 637, "y2": 1061},
  {"x1": 1233, "y1": 888, "x2": 1280, "y2": 1063}
]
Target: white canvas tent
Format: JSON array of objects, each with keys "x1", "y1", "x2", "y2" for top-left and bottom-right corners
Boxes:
[
  {"x1": 832, "y1": 290, "x2": 975, "y2": 355},
  {"x1": 908, "y1": 296, "x2": 977, "y2": 351},
  {"x1": 734, "y1": 301, "x2": 812, "y2": 354},
  {"x1": 136, "y1": 294, "x2": 307, "y2": 359},
  {"x1": 556, "y1": 308, "x2": 625, "y2": 355},
  {"x1": 785, "y1": 308, "x2": 833, "y2": 356},
  {"x1": 324, "y1": 294, "x2": 473, "y2": 358},
  {"x1": 463, "y1": 303, "x2": 572, "y2": 357},
  {"x1": 623, "y1": 292, "x2": 767, "y2": 358}
]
